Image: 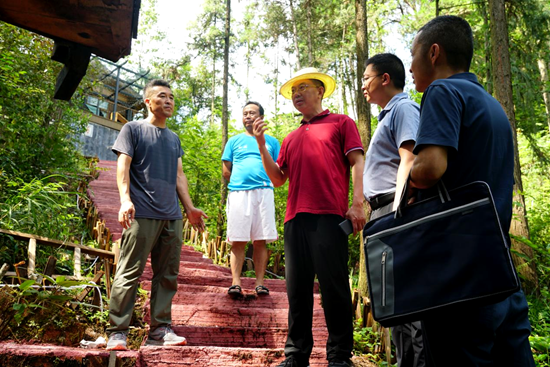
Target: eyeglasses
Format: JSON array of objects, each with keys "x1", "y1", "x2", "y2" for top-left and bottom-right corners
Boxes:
[
  {"x1": 362, "y1": 74, "x2": 383, "y2": 86},
  {"x1": 291, "y1": 84, "x2": 320, "y2": 95}
]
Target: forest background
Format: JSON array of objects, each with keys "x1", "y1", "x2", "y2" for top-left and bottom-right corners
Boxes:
[{"x1": 1, "y1": 0, "x2": 550, "y2": 364}]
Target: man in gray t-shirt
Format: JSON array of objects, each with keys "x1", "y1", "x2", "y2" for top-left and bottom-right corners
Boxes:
[
  {"x1": 362, "y1": 54, "x2": 424, "y2": 367},
  {"x1": 106, "y1": 79, "x2": 207, "y2": 351}
]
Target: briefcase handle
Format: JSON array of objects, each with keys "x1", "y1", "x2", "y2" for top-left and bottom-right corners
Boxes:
[{"x1": 395, "y1": 175, "x2": 451, "y2": 219}]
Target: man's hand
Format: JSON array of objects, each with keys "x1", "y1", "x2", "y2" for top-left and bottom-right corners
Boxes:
[
  {"x1": 118, "y1": 200, "x2": 135, "y2": 229},
  {"x1": 345, "y1": 203, "x2": 366, "y2": 236},
  {"x1": 252, "y1": 117, "x2": 268, "y2": 146},
  {"x1": 187, "y1": 207, "x2": 208, "y2": 232}
]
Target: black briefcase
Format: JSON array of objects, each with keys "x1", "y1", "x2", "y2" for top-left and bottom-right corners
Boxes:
[{"x1": 363, "y1": 180, "x2": 519, "y2": 327}]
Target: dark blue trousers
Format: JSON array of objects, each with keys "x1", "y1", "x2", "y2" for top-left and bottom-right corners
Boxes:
[{"x1": 422, "y1": 289, "x2": 535, "y2": 366}]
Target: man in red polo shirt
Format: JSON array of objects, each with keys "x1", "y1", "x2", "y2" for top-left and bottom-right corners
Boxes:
[{"x1": 253, "y1": 68, "x2": 365, "y2": 367}]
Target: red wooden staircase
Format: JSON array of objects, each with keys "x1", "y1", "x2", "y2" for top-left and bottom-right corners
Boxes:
[{"x1": 0, "y1": 160, "x2": 334, "y2": 366}]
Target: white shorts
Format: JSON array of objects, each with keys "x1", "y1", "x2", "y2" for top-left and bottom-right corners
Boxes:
[{"x1": 226, "y1": 188, "x2": 278, "y2": 243}]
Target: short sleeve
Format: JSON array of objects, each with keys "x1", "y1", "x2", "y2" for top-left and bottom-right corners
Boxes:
[
  {"x1": 392, "y1": 101, "x2": 420, "y2": 148},
  {"x1": 414, "y1": 84, "x2": 461, "y2": 155},
  {"x1": 112, "y1": 123, "x2": 135, "y2": 157},
  {"x1": 268, "y1": 136, "x2": 281, "y2": 162},
  {"x1": 221, "y1": 137, "x2": 234, "y2": 162},
  {"x1": 342, "y1": 116, "x2": 364, "y2": 155},
  {"x1": 176, "y1": 136, "x2": 184, "y2": 158},
  {"x1": 277, "y1": 137, "x2": 288, "y2": 170}
]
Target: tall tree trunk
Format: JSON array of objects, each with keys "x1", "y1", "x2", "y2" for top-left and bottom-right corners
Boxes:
[
  {"x1": 346, "y1": 56, "x2": 357, "y2": 121},
  {"x1": 489, "y1": 0, "x2": 538, "y2": 293},
  {"x1": 538, "y1": 57, "x2": 550, "y2": 132},
  {"x1": 274, "y1": 37, "x2": 280, "y2": 113},
  {"x1": 289, "y1": 0, "x2": 301, "y2": 69},
  {"x1": 217, "y1": 0, "x2": 231, "y2": 238},
  {"x1": 480, "y1": 1, "x2": 492, "y2": 95},
  {"x1": 210, "y1": 57, "x2": 216, "y2": 126},
  {"x1": 246, "y1": 39, "x2": 251, "y2": 101},
  {"x1": 306, "y1": 0, "x2": 314, "y2": 66},
  {"x1": 355, "y1": 0, "x2": 371, "y2": 298},
  {"x1": 340, "y1": 25, "x2": 348, "y2": 115}
]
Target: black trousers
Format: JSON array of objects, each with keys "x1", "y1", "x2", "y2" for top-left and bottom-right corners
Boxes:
[
  {"x1": 283, "y1": 213, "x2": 353, "y2": 366},
  {"x1": 371, "y1": 203, "x2": 425, "y2": 367}
]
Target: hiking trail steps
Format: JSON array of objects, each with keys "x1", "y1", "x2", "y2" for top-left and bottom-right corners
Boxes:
[{"x1": 0, "y1": 160, "x2": 331, "y2": 366}]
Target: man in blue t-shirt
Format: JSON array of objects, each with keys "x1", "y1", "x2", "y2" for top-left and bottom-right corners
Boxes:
[
  {"x1": 409, "y1": 16, "x2": 534, "y2": 366},
  {"x1": 362, "y1": 53, "x2": 424, "y2": 367},
  {"x1": 222, "y1": 101, "x2": 280, "y2": 297}
]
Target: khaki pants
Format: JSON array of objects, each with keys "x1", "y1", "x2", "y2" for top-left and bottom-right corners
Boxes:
[{"x1": 107, "y1": 218, "x2": 183, "y2": 333}]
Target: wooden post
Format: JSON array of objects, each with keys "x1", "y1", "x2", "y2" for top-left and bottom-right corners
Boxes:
[
  {"x1": 27, "y1": 238, "x2": 37, "y2": 278},
  {"x1": 206, "y1": 240, "x2": 212, "y2": 259},
  {"x1": 104, "y1": 259, "x2": 112, "y2": 298},
  {"x1": 74, "y1": 247, "x2": 82, "y2": 279},
  {"x1": 384, "y1": 327, "x2": 392, "y2": 364},
  {"x1": 43, "y1": 256, "x2": 57, "y2": 286},
  {"x1": 351, "y1": 289, "x2": 359, "y2": 315},
  {"x1": 183, "y1": 220, "x2": 190, "y2": 241},
  {"x1": 72, "y1": 271, "x2": 104, "y2": 309},
  {"x1": 220, "y1": 241, "x2": 227, "y2": 264},
  {"x1": 273, "y1": 253, "x2": 281, "y2": 275},
  {"x1": 355, "y1": 297, "x2": 362, "y2": 320},
  {"x1": 0, "y1": 263, "x2": 9, "y2": 282},
  {"x1": 190, "y1": 228, "x2": 195, "y2": 246},
  {"x1": 364, "y1": 297, "x2": 374, "y2": 327}
]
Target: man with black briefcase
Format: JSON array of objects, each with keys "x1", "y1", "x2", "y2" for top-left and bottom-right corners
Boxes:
[{"x1": 407, "y1": 15, "x2": 534, "y2": 366}]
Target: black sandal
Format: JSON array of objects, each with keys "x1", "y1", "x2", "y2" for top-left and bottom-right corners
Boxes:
[
  {"x1": 228, "y1": 285, "x2": 243, "y2": 297},
  {"x1": 255, "y1": 285, "x2": 270, "y2": 295}
]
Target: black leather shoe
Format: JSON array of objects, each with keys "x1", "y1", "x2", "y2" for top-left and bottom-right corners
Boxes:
[
  {"x1": 328, "y1": 359, "x2": 352, "y2": 367},
  {"x1": 276, "y1": 356, "x2": 299, "y2": 367}
]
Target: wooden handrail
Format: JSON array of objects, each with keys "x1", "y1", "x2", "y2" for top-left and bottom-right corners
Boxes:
[{"x1": 0, "y1": 229, "x2": 114, "y2": 259}]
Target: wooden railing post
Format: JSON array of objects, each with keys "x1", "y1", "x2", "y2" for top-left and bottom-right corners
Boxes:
[
  {"x1": 74, "y1": 247, "x2": 82, "y2": 279},
  {"x1": 27, "y1": 238, "x2": 37, "y2": 278}
]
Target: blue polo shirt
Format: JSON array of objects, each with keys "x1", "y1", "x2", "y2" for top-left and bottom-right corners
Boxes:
[
  {"x1": 363, "y1": 93, "x2": 419, "y2": 201},
  {"x1": 414, "y1": 73, "x2": 514, "y2": 231},
  {"x1": 222, "y1": 133, "x2": 280, "y2": 191}
]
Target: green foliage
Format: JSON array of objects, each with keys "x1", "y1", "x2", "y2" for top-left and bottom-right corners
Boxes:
[
  {"x1": 0, "y1": 174, "x2": 89, "y2": 272},
  {"x1": 0, "y1": 22, "x2": 94, "y2": 274},
  {"x1": 0, "y1": 24, "x2": 89, "y2": 184},
  {"x1": 353, "y1": 318, "x2": 395, "y2": 365}
]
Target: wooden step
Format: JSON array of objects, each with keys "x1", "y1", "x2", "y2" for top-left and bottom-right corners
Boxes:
[
  {"x1": 140, "y1": 346, "x2": 329, "y2": 367},
  {"x1": 168, "y1": 325, "x2": 329, "y2": 349},
  {"x1": 0, "y1": 341, "x2": 139, "y2": 365}
]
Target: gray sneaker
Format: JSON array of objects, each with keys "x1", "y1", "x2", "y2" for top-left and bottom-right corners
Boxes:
[
  {"x1": 145, "y1": 325, "x2": 187, "y2": 346},
  {"x1": 106, "y1": 332, "x2": 127, "y2": 351}
]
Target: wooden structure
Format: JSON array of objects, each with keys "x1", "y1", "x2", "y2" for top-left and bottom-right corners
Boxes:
[
  {"x1": 0, "y1": 229, "x2": 117, "y2": 299},
  {"x1": 0, "y1": 0, "x2": 141, "y2": 100},
  {"x1": 83, "y1": 57, "x2": 149, "y2": 130}
]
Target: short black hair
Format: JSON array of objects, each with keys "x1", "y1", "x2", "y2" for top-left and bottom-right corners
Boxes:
[
  {"x1": 365, "y1": 53, "x2": 406, "y2": 90},
  {"x1": 244, "y1": 101, "x2": 264, "y2": 116},
  {"x1": 144, "y1": 79, "x2": 171, "y2": 98},
  {"x1": 417, "y1": 15, "x2": 473, "y2": 71}
]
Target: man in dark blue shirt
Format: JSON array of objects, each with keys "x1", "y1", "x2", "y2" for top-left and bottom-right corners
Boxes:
[{"x1": 408, "y1": 15, "x2": 534, "y2": 366}]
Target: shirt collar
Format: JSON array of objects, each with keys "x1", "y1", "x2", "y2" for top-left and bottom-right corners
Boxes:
[
  {"x1": 301, "y1": 109, "x2": 330, "y2": 124},
  {"x1": 378, "y1": 92, "x2": 407, "y2": 121},
  {"x1": 447, "y1": 72, "x2": 482, "y2": 86}
]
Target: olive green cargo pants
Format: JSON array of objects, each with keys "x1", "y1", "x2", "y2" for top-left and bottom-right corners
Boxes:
[{"x1": 107, "y1": 218, "x2": 183, "y2": 333}]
